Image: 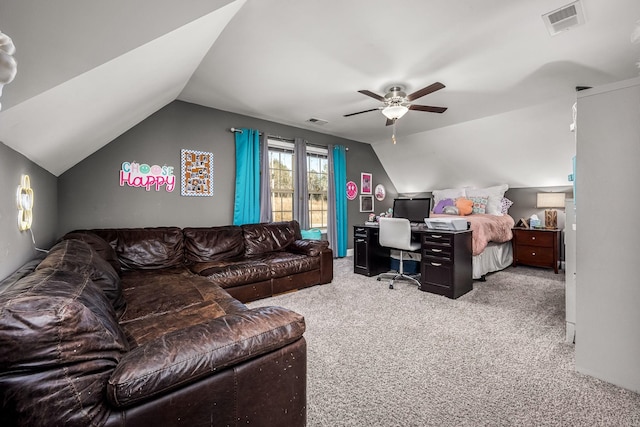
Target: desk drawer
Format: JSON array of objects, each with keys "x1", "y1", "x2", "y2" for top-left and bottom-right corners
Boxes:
[
  {"x1": 354, "y1": 227, "x2": 368, "y2": 238},
  {"x1": 513, "y1": 230, "x2": 553, "y2": 248},
  {"x1": 422, "y1": 233, "x2": 454, "y2": 246},
  {"x1": 423, "y1": 246, "x2": 451, "y2": 261},
  {"x1": 516, "y1": 245, "x2": 554, "y2": 265},
  {"x1": 422, "y1": 261, "x2": 452, "y2": 287}
]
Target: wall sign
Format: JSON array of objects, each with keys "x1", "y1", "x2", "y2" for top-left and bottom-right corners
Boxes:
[
  {"x1": 181, "y1": 149, "x2": 213, "y2": 197},
  {"x1": 346, "y1": 180, "x2": 358, "y2": 200},
  {"x1": 361, "y1": 173, "x2": 372, "y2": 194},
  {"x1": 360, "y1": 195, "x2": 374, "y2": 212},
  {"x1": 120, "y1": 161, "x2": 176, "y2": 192},
  {"x1": 375, "y1": 184, "x2": 386, "y2": 201}
]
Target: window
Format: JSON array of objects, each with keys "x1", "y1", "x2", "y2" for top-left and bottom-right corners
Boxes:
[
  {"x1": 267, "y1": 140, "x2": 328, "y2": 229},
  {"x1": 268, "y1": 140, "x2": 294, "y2": 222},
  {"x1": 307, "y1": 146, "x2": 328, "y2": 229}
]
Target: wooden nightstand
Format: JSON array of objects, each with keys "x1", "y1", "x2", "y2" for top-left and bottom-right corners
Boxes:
[{"x1": 512, "y1": 228, "x2": 560, "y2": 273}]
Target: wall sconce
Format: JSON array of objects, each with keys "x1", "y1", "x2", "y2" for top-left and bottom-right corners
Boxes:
[
  {"x1": 17, "y1": 174, "x2": 33, "y2": 231},
  {"x1": 536, "y1": 192, "x2": 565, "y2": 229}
]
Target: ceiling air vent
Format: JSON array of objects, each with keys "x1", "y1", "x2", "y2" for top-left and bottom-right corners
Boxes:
[
  {"x1": 542, "y1": 1, "x2": 585, "y2": 36},
  {"x1": 306, "y1": 117, "x2": 328, "y2": 125}
]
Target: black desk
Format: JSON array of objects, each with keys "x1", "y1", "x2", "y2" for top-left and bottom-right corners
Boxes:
[{"x1": 353, "y1": 224, "x2": 473, "y2": 299}]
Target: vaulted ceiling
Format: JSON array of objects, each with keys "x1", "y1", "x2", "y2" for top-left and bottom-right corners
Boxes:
[{"x1": 1, "y1": 0, "x2": 639, "y2": 191}]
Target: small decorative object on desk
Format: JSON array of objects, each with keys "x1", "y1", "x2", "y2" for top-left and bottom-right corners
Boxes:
[
  {"x1": 529, "y1": 214, "x2": 541, "y2": 229},
  {"x1": 368, "y1": 213, "x2": 376, "y2": 222}
]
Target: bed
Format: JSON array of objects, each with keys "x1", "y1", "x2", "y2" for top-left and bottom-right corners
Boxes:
[
  {"x1": 429, "y1": 184, "x2": 516, "y2": 279},
  {"x1": 429, "y1": 213, "x2": 514, "y2": 279}
]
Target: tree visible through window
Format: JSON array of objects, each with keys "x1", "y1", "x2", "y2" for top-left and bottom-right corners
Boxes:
[
  {"x1": 307, "y1": 148, "x2": 328, "y2": 229},
  {"x1": 267, "y1": 140, "x2": 328, "y2": 230},
  {"x1": 268, "y1": 143, "x2": 294, "y2": 222}
]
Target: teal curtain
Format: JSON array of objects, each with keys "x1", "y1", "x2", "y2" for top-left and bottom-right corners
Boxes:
[
  {"x1": 333, "y1": 145, "x2": 347, "y2": 257},
  {"x1": 233, "y1": 128, "x2": 261, "y2": 225}
]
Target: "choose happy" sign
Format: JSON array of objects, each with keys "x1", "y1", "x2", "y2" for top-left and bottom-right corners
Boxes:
[{"x1": 120, "y1": 161, "x2": 176, "y2": 192}]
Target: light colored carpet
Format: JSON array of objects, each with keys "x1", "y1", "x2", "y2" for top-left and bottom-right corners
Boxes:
[{"x1": 249, "y1": 258, "x2": 640, "y2": 426}]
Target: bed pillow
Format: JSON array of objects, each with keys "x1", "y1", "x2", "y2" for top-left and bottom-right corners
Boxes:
[
  {"x1": 433, "y1": 198, "x2": 454, "y2": 214},
  {"x1": 466, "y1": 184, "x2": 508, "y2": 215},
  {"x1": 500, "y1": 197, "x2": 514, "y2": 214},
  {"x1": 469, "y1": 196, "x2": 489, "y2": 214},
  {"x1": 432, "y1": 188, "x2": 466, "y2": 205},
  {"x1": 455, "y1": 197, "x2": 473, "y2": 215}
]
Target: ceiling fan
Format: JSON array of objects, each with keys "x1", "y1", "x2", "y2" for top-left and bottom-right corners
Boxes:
[{"x1": 344, "y1": 82, "x2": 447, "y2": 126}]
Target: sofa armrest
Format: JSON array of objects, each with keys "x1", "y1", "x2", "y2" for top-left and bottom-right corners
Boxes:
[
  {"x1": 107, "y1": 306, "x2": 305, "y2": 408},
  {"x1": 288, "y1": 239, "x2": 329, "y2": 257}
]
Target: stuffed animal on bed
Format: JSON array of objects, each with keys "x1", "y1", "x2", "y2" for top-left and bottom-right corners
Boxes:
[
  {"x1": 455, "y1": 197, "x2": 473, "y2": 215},
  {"x1": 433, "y1": 197, "x2": 473, "y2": 215},
  {"x1": 433, "y1": 198, "x2": 454, "y2": 214}
]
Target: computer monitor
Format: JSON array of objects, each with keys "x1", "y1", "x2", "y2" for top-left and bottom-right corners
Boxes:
[{"x1": 392, "y1": 198, "x2": 431, "y2": 224}]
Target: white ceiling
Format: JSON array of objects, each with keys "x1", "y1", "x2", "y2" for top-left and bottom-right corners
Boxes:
[{"x1": 1, "y1": 0, "x2": 639, "y2": 189}]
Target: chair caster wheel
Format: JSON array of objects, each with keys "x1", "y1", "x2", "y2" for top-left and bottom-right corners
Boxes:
[
  {"x1": 389, "y1": 284, "x2": 394, "y2": 289},
  {"x1": 377, "y1": 277, "x2": 381, "y2": 281}
]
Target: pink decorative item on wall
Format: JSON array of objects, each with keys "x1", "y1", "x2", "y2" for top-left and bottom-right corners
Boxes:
[
  {"x1": 346, "y1": 180, "x2": 358, "y2": 200},
  {"x1": 361, "y1": 173, "x2": 372, "y2": 194},
  {"x1": 120, "y1": 161, "x2": 176, "y2": 192}
]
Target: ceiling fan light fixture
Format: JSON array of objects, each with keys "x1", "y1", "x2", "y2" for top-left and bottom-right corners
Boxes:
[{"x1": 382, "y1": 105, "x2": 409, "y2": 120}]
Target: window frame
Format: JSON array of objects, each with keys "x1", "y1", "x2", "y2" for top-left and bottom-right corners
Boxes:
[
  {"x1": 267, "y1": 140, "x2": 295, "y2": 223},
  {"x1": 266, "y1": 139, "x2": 329, "y2": 230}
]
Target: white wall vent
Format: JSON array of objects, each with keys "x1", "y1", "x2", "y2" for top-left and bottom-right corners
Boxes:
[
  {"x1": 306, "y1": 117, "x2": 328, "y2": 125},
  {"x1": 542, "y1": 1, "x2": 585, "y2": 36}
]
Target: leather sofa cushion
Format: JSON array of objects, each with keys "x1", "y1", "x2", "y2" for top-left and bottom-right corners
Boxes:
[
  {"x1": 107, "y1": 306, "x2": 305, "y2": 408},
  {"x1": 190, "y1": 259, "x2": 272, "y2": 289},
  {"x1": 123, "y1": 299, "x2": 228, "y2": 347},
  {"x1": 256, "y1": 252, "x2": 320, "y2": 277},
  {"x1": 114, "y1": 227, "x2": 184, "y2": 270},
  {"x1": 119, "y1": 269, "x2": 206, "y2": 323},
  {"x1": 62, "y1": 231, "x2": 122, "y2": 275},
  {"x1": 0, "y1": 268, "x2": 128, "y2": 426},
  {"x1": 119, "y1": 269, "x2": 245, "y2": 318},
  {"x1": 183, "y1": 226, "x2": 245, "y2": 263},
  {"x1": 37, "y1": 239, "x2": 126, "y2": 317},
  {"x1": 288, "y1": 239, "x2": 330, "y2": 257},
  {"x1": 242, "y1": 221, "x2": 299, "y2": 256},
  {"x1": 118, "y1": 269, "x2": 243, "y2": 347}
]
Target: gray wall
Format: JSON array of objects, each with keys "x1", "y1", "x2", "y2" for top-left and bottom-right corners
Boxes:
[
  {"x1": 504, "y1": 186, "x2": 573, "y2": 231},
  {"x1": 58, "y1": 101, "x2": 396, "y2": 249},
  {"x1": 575, "y1": 77, "x2": 640, "y2": 393},
  {"x1": 400, "y1": 186, "x2": 573, "y2": 230},
  {"x1": 0, "y1": 142, "x2": 58, "y2": 280}
]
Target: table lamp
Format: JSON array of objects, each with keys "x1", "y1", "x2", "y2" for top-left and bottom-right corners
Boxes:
[{"x1": 536, "y1": 192, "x2": 565, "y2": 229}]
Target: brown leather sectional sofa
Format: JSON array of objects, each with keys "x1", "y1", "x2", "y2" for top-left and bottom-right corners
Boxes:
[{"x1": 0, "y1": 220, "x2": 332, "y2": 426}]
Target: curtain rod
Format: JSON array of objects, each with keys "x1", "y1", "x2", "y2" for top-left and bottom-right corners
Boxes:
[{"x1": 229, "y1": 127, "x2": 348, "y2": 150}]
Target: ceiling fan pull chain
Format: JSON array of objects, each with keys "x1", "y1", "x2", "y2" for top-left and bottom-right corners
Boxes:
[{"x1": 392, "y1": 120, "x2": 397, "y2": 144}]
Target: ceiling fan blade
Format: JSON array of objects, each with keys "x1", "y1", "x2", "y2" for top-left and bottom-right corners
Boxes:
[
  {"x1": 407, "y1": 82, "x2": 445, "y2": 101},
  {"x1": 409, "y1": 104, "x2": 448, "y2": 113},
  {"x1": 386, "y1": 118, "x2": 396, "y2": 126},
  {"x1": 358, "y1": 90, "x2": 385, "y2": 102},
  {"x1": 343, "y1": 108, "x2": 380, "y2": 117}
]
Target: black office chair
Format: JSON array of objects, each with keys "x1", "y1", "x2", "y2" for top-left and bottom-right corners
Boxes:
[{"x1": 377, "y1": 217, "x2": 421, "y2": 289}]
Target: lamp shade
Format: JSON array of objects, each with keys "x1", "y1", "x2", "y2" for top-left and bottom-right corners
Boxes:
[
  {"x1": 382, "y1": 105, "x2": 409, "y2": 120},
  {"x1": 536, "y1": 192, "x2": 565, "y2": 208}
]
